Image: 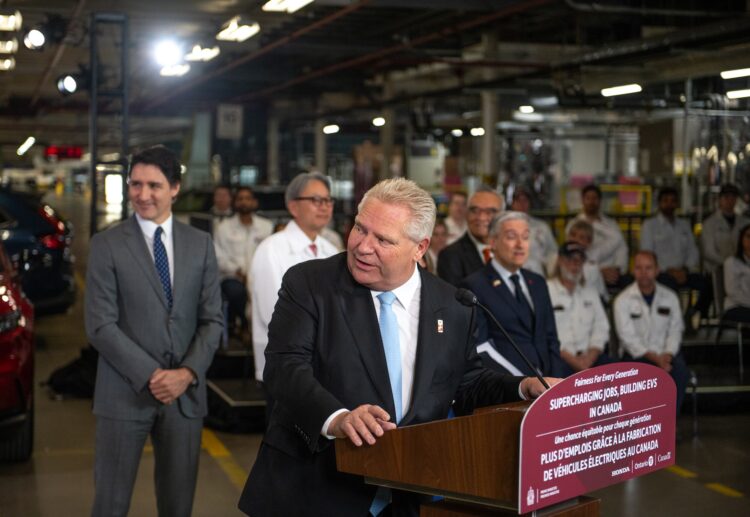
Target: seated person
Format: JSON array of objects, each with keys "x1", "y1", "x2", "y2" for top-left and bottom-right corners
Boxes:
[
  {"x1": 640, "y1": 187, "x2": 708, "y2": 322},
  {"x1": 614, "y1": 251, "x2": 690, "y2": 414},
  {"x1": 702, "y1": 183, "x2": 750, "y2": 274},
  {"x1": 723, "y1": 223, "x2": 750, "y2": 322},
  {"x1": 548, "y1": 242, "x2": 612, "y2": 377},
  {"x1": 567, "y1": 219, "x2": 609, "y2": 301},
  {"x1": 565, "y1": 184, "x2": 630, "y2": 289},
  {"x1": 463, "y1": 211, "x2": 565, "y2": 377},
  {"x1": 210, "y1": 184, "x2": 234, "y2": 224}
]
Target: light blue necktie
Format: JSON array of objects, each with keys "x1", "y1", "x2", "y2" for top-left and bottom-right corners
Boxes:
[
  {"x1": 370, "y1": 291, "x2": 402, "y2": 517},
  {"x1": 153, "y1": 226, "x2": 173, "y2": 309}
]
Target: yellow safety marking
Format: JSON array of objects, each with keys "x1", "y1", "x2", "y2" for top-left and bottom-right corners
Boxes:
[
  {"x1": 201, "y1": 429, "x2": 248, "y2": 490},
  {"x1": 75, "y1": 270, "x2": 85, "y2": 290},
  {"x1": 705, "y1": 483, "x2": 744, "y2": 498},
  {"x1": 665, "y1": 465, "x2": 698, "y2": 478}
]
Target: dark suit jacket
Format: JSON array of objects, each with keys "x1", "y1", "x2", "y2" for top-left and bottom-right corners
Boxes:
[
  {"x1": 239, "y1": 253, "x2": 523, "y2": 517},
  {"x1": 437, "y1": 232, "x2": 484, "y2": 287},
  {"x1": 85, "y1": 216, "x2": 223, "y2": 420},
  {"x1": 462, "y1": 263, "x2": 564, "y2": 378}
]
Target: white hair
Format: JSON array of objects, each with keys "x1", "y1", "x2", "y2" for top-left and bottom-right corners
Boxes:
[
  {"x1": 488, "y1": 210, "x2": 530, "y2": 237},
  {"x1": 359, "y1": 178, "x2": 436, "y2": 241}
]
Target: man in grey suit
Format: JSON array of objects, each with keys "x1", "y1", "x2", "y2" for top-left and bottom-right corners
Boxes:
[{"x1": 85, "y1": 145, "x2": 223, "y2": 517}]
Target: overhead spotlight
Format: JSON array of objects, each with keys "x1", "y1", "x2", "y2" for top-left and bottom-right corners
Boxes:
[
  {"x1": 160, "y1": 63, "x2": 190, "y2": 77},
  {"x1": 726, "y1": 89, "x2": 750, "y2": 100},
  {"x1": 601, "y1": 83, "x2": 642, "y2": 97},
  {"x1": 0, "y1": 56, "x2": 15, "y2": 71},
  {"x1": 372, "y1": 116, "x2": 385, "y2": 127},
  {"x1": 470, "y1": 127, "x2": 485, "y2": 137},
  {"x1": 23, "y1": 28, "x2": 45, "y2": 50},
  {"x1": 216, "y1": 16, "x2": 260, "y2": 42},
  {"x1": 0, "y1": 37, "x2": 18, "y2": 54},
  {"x1": 0, "y1": 10, "x2": 22, "y2": 32},
  {"x1": 262, "y1": 0, "x2": 315, "y2": 13},
  {"x1": 518, "y1": 105, "x2": 534, "y2": 114},
  {"x1": 17, "y1": 136, "x2": 35, "y2": 156},
  {"x1": 322, "y1": 124, "x2": 339, "y2": 135},
  {"x1": 720, "y1": 68, "x2": 750, "y2": 80},
  {"x1": 154, "y1": 40, "x2": 183, "y2": 67},
  {"x1": 57, "y1": 74, "x2": 78, "y2": 94},
  {"x1": 451, "y1": 129, "x2": 463, "y2": 137},
  {"x1": 185, "y1": 44, "x2": 220, "y2": 62}
]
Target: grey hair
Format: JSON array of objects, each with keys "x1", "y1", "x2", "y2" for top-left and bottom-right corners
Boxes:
[
  {"x1": 285, "y1": 172, "x2": 331, "y2": 206},
  {"x1": 567, "y1": 219, "x2": 593, "y2": 240},
  {"x1": 359, "y1": 178, "x2": 436, "y2": 242},
  {"x1": 488, "y1": 210, "x2": 530, "y2": 237},
  {"x1": 469, "y1": 185, "x2": 505, "y2": 210}
]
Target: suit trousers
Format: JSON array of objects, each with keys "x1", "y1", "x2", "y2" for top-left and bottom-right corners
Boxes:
[{"x1": 92, "y1": 402, "x2": 203, "y2": 517}]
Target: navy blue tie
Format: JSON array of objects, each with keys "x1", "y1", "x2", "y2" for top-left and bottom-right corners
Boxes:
[
  {"x1": 510, "y1": 273, "x2": 533, "y2": 329},
  {"x1": 153, "y1": 226, "x2": 173, "y2": 309}
]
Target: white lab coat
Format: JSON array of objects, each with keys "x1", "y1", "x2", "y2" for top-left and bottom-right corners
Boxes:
[
  {"x1": 525, "y1": 216, "x2": 558, "y2": 276},
  {"x1": 701, "y1": 210, "x2": 750, "y2": 272},
  {"x1": 548, "y1": 278, "x2": 610, "y2": 355},
  {"x1": 723, "y1": 255, "x2": 750, "y2": 310},
  {"x1": 566, "y1": 213, "x2": 629, "y2": 273},
  {"x1": 613, "y1": 282, "x2": 683, "y2": 358},
  {"x1": 640, "y1": 213, "x2": 699, "y2": 271}
]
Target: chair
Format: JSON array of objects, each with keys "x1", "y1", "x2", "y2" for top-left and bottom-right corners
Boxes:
[{"x1": 712, "y1": 264, "x2": 748, "y2": 381}]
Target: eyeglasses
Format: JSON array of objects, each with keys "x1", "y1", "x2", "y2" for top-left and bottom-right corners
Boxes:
[
  {"x1": 467, "y1": 206, "x2": 500, "y2": 217},
  {"x1": 294, "y1": 196, "x2": 334, "y2": 207}
]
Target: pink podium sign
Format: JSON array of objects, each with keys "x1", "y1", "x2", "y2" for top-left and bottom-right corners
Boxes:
[{"x1": 518, "y1": 363, "x2": 676, "y2": 514}]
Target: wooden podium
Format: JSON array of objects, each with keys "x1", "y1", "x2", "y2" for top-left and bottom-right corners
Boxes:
[{"x1": 335, "y1": 402, "x2": 600, "y2": 516}]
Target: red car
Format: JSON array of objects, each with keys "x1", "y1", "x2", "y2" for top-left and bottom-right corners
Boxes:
[{"x1": 0, "y1": 242, "x2": 35, "y2": 461}]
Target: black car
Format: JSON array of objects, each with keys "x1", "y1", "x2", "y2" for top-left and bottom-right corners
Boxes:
[{"x1": 0, "y1": 189, "x2": 75, "y2": 315}]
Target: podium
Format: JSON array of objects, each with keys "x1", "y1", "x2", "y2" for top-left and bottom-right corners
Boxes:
[{"x1": 335, "y1": 401, "x2": 599, "y2": 516}]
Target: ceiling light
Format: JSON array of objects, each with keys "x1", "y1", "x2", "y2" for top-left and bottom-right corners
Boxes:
[
  {"x1": 154, "y1": 40, "x2": 183, "y2": 67},
  {"x1": 601, "y1": 83, "x2": 642, "y2": 97},
  {"x1": 372, "y1": 117, "x2": 385, "y2": 127},
  {"x1": 160, "y1": 63, "x2": 190, "y2": 77},
  {"x1": 23, "y1": 28, "x2": 45, "y2": 50},
  {"x1": 519, "y1": 105, "x2": 534, "y2": 114},
  {"x1": 726, "y1": 89, "x2": 750, "y2": 100},
  {"x1": 262, "y1": 0, "x2": 315, "y2": 13},
  {"x1": 451, "y1": 129, "x2": 463, "y2": 137},
  {"x1": 720, "y1": 68, "x2": 750, "y2": 80},
  {"x1": 185, "y1": 44, "x2": 220, "y2": 62},
  {"x1": 0, "y1": 38, "x2": 17, "y2": 54},
  {"x1": 216, "y1": 16, "x2": 260, "y2": 42},
  {"x1": 470, "y1": 127, "x2": 485, "y2": 137},
  {"x1": 0, "y1": 10, "x2": 22, "y2": 32},
  {"x1": 0, "y1": 57, "x2": 15, "y2": 71},
  {"x1": 17, "y1": 136, "x2": 35, "y2": 156},
  {"x1": 323, "y1": 124, "x2": 339, "y2": 135},
  {"x1": 57, "y1": 74, "x2": 77, "y2": 94}
]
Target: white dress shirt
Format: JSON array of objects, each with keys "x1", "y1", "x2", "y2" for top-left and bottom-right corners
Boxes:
[
  {"x1": 250, "y1": 220, "x2": 339, "y2": 381},
  {"x1": 566, "y1": 213, "x2": 629, "y2": 273},
  {"x1": 613, "y1": 282, "x2": 683, "y2": 358},
  {"x1": 490, "y1": 259, "x2": 535, "y2": 310},
  {"x1": 724, "y1": 255, "x2": 750, "y2": 310},
  {"x1": 214, "y1": 214, "x2": 274, "y2": 281},
  {"x1": 135, "y1": 213, "x2": 174, "y2": 284},
  {"x1": 640, "y1": 213, "x2": 699, "y2": 271},
  {"x1": 525, "y1": 216, "x2": 558, "y2": 276},
  {"x1": 548, "y1": 278, "x2": 609, "y2": 355},
  {"x1": 701, "y1": 210, "x2": 750, "y2": 272}
]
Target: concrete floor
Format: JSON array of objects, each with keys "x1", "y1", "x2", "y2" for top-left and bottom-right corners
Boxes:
[{"x1": 1, "y1": 190, "x2": 748, "y2": 516}]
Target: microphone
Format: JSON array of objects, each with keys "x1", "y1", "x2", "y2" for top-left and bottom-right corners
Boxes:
[{"x1": 455, "y1": 288, "x2": 551, "y2": 390}]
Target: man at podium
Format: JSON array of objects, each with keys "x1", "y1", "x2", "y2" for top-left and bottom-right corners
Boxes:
[{"x1": 238, "y1": 178, "x2": 555, "y2": 517}]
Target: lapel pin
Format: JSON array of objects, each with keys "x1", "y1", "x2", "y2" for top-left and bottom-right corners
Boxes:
[
  {"x1": 437, "y1": 319, "x2": 444, "y2": 333},
  {"x1": 492, "y1": 279, "x2": 502, "y2": 287}
]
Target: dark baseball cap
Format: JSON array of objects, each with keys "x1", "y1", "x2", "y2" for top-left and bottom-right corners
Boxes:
[
  {"x1": 719, "y1": 183, "x2": 740, "y2": 197},
  {"x1": 559, "y1": 241, "x2": 587, "y2": 260}
]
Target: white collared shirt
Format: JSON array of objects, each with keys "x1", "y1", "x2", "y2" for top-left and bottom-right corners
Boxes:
[
  {"x1": 566, "y1": 213, "x2": 629, "y2": 273},
  {"x1": 250, "y1": 219, "x2": 339, "y2": 381},
  {"x1": 524, "y1": 216, "x2": 558, "y2": 276},
  {"x1": 724, "y1": 255, "x2": 750, "y2": 310},
  {"x1": 135, "y1": 213, "x2": 174, "y2": 284},
  {"x1": 640, "y1": 213, "x2": 699, "y2": 271},
  {"x1": 490, "y1": 259, "x2": 535, "y2": 311},
  {"x1": 548, "y1": 278, "x2": 609, "y2": 355},
  {"x1": 214, "y1": 214, "x2": 274, "y2": 281}
]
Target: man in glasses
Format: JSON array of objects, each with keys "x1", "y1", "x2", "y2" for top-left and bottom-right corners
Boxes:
[
  {"x1": 438, "y1": 186, "x2": 504, "y2": 287},
  {"x1": 250, "y1": 173, "x2": 338, "y2": 418}
]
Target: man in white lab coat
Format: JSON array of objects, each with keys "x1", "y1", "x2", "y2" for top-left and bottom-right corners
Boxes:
[{"x1": 614, "y1": 251, "x2": 690, "y2": 414}]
